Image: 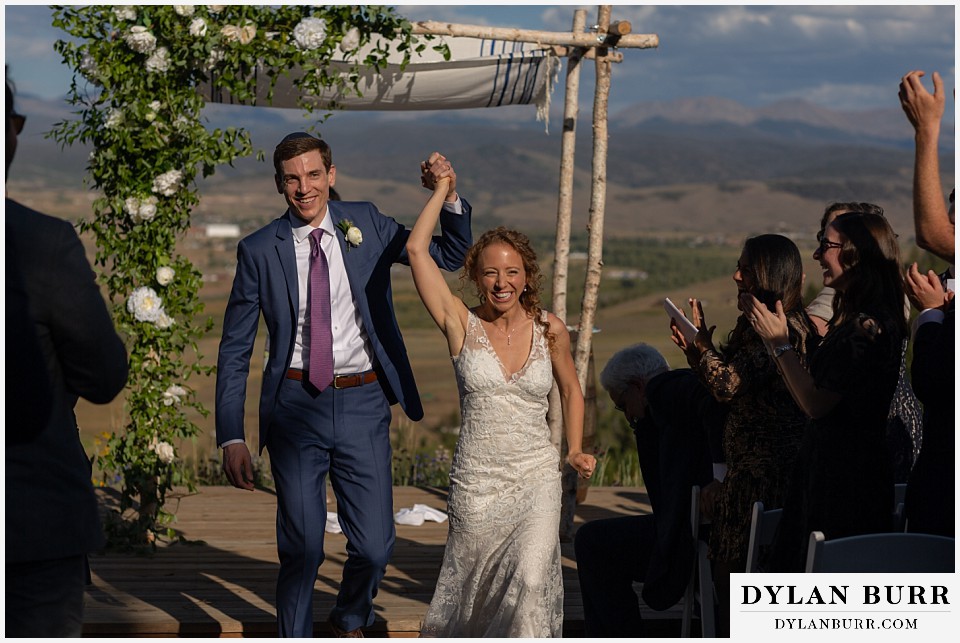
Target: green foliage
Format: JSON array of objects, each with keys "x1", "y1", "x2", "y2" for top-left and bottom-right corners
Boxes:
[{"x1": 50, "y1": 4, "x2": 428, "y2": 548}]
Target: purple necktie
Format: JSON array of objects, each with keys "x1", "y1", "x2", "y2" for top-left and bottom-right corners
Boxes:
[{"x1": 309, "y1": 228, "x2": 334, "y2": 390}]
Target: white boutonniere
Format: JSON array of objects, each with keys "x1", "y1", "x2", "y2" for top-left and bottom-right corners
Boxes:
[{"x1": 336, "y1": 219, "x2": 363, "y2": 250}]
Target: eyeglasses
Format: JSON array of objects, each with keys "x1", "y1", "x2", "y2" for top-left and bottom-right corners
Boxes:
[
  {"x1": 613, "y1": 383, "x2": 638, "y2": 413},
  {"x1": 817, "y1": 239, "x2": 843, "y2": 254},
  {"x1": 10, "y1": 112, "x2": 25, "y2": 134}
]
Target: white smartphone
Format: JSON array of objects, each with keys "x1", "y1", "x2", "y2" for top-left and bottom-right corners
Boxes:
[{"x1": 664, "y1": 297, "x2": 699, "y2": 344}]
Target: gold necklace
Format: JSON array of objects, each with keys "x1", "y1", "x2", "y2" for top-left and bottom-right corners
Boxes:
[{"x1": 490, "y1": 317, "x2": 527, "y2": 346}]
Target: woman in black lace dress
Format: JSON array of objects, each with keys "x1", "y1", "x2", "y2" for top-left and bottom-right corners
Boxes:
[
  {"x1": 671, "y1": 234, "x2": 815, "y2": 634},
  {"x1": 745, "y1": 211, "x2": 907, "y2": 572}
]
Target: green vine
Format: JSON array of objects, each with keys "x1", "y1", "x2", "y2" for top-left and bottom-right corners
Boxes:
[{"x1": 50, "y1": 4, "x2": 444, "y2": 550}]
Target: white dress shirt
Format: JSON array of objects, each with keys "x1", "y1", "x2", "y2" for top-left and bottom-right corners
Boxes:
[{"x1": 290, "y1": 208, "x2": 373, "y2": 374}]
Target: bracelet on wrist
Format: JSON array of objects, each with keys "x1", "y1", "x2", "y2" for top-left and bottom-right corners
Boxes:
[{"x1": 772, "y1": 344, "x2": 794, "y2": 359}]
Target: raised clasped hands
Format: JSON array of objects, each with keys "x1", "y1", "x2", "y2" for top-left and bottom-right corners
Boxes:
[
  {"x1": 420, "y1": 152, "x2": 458, "y2": 201},
  {"x1": 905, "y1": 262, "x2": 953, "y2": 312},
  {"x1": 740, "y1": 293, "x2": 789, "y2": 349},
  {"x1": 568, "y1": 451, "x2": 597, "y2": 480}
]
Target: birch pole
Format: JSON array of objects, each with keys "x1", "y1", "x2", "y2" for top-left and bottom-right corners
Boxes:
[
  {"x1": 411, "y1": 20, "x2": 657, "y2": 49},
  {"x1": 550, "y1": 9, "x2": 587, "y2": 541},
  {"x1": 574, "y1": 5, "x2": 613, "y2": 393},
  {"x1": 548, "y1": 8, "x2": 586, "y2": 455}
]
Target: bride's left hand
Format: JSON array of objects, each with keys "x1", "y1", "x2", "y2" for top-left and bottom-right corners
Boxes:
[{"x1": 568, "y1": 452, "x2": 597, "y2": 479}]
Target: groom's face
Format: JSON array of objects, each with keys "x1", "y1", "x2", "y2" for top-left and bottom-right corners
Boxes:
[{"x1": 276, "y1": 149, "x2": 336, "y2": 227}]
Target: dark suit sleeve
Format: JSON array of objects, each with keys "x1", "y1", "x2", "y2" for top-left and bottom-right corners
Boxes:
[
  {"x1": 910, "y1": 313, "x2": 953, "y2": 404},
  {"x1": 215, "y1": 238, "x2": 263, "y2": 445},
  {"x1": 393, "y1": 198, "x2": 473, "y2": 271},
  {"x1": 5, "y1": 233, "x2": 53, "y2": 444},
  {"x1": 49, "y1": 219, "x2": 128, "y2": 404}
]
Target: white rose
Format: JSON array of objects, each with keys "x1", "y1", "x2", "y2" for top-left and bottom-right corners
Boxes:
[
  {"x1": 105, "y1": 108, "x2": 124, "y2": 129},
  {"x1": 173, "y1": 115, "x2": 190, "y2": 130},
  {"x1": 79, "y1": 52, "x2": 100, "y2": 82},
  {"x1": 204, "y1": 47, "x2": 225, "y2": 69},
  {"x1": 127, "y1": 286, "x2": 164, "y2": 323},
  {"x1": 155, "y1": 312, "x2": 175, "y2": 329},
  {"x1": 238, "y1": 23, "x2": 256, "y2": 45},
  {"x1": 138, "y1": 199, "x2": 157, "y2": 221},
  {"x1": 113, "y1": 6, "x2": 136, "y2": 22},
  {"x1": 174, "y1": 5, "x2": 194, "y2": 17},
  {"x1": 207, "y1": 5, "x2": 226, "y2": 14},
  {"x1": 346, "y1": 226, "x2": 363, "y2": 246},
  {"x1": 155, "y1": 441, "x2": 176, "y2": 465},
  {"x1": 162, "y1": 385, "x2": 187, "y2": 407},
  {"x1": 340, "y1": 27, "x2": 360, "y2": 53},
  {"x1": 124, "y1": 26, "x2": 157, "y2": 54},
  {"x1": 152, "y1": 169, "x2": 183, "y2": 197},
  {"x1": 124, "y1": 196, "x2": 140, "y2": 216},
  {"x1": 220, "y1": 24, "x2": 241, "y2": 42},
  {"x1": 156, "y1": 266, "x2": 175, "y2": 286},
  {"x1": 146, "y1": 47, "x2": 171, "y2": 74},
  {"x1": 293, "y1": 17, "x2": 327, "y2": 51},
  {"x1": 189, "y1": 17, "x2": 207, "y2": 37},
  {"x1": 148, "y1": 100, "x2": 162, "y2": 111}
]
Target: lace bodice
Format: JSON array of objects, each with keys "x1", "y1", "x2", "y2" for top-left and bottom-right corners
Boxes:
[
  {"x1": 447, "y1": 310, "x2": 559, "y2": 530},
  {"x1": 420, "y1": 309, "x2": 563, "y2": 637}
]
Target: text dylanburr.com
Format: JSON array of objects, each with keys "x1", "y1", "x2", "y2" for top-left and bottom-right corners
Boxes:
[{"x1": 731, "y1": 573, "x2": 957, "y2": 640}]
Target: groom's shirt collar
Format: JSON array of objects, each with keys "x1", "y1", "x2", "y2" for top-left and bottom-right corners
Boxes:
[{"x1": 289, "y1": 204, "x2": 334, "y2": 243}]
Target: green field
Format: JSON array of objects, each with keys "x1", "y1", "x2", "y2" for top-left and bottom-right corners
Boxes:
[{"x1": 74, "y1": 232, "x2": 938, "y2": 487}]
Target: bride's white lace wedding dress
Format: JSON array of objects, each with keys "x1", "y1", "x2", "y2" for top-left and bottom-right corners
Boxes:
[{"x1": 420, "y1": 310, "x2": 563, "y2": 638}]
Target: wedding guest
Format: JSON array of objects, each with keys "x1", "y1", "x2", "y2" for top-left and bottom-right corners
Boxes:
[
  {"x1": 903, "y1": 263, "x2": 954, "y2": 536},
  {"x1": 5, "y1": 77, "x2": 129, "y2": 637},
  {"x1": 672, "y1": 234, "x2": 813, "y2": 634},
  {"x1": 746, "y1": 212, "x2": 907, "y2": 572},
  {"x1": 575, "y1": 344, "x2": 724, "y2": 637},
  {"x1": 806, "y1": 202, "x2": 922, "y2": 483},
  {"x1": 215, "y1": 133, "x2": 472, "y2": 637},
  {"x1": 407, "y1": 179, "x2": 595, "y2": 636}
]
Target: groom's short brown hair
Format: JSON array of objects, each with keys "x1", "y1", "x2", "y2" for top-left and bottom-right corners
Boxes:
[{"x1": 273, "y1": 132, "x2": 332, "y2": 176}]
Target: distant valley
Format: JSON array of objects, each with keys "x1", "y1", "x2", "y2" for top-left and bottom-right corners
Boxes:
[{"x1": 8, "y1": 93, "x2": 953, "y2": 244}]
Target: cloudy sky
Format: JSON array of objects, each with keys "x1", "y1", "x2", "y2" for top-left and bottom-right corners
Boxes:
[{"x1": 3, "y1": 3, "x2": 956, "y2": 122}]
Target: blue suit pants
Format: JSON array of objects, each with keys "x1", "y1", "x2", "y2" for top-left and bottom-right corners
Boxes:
[{"x1": 268, "y1": 377, "x2": 395, "y2": 636}]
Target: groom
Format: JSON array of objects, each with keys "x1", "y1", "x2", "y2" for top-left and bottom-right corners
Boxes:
[{"x1": 215, "y1": 132, "x2": 472, "y2": 637}]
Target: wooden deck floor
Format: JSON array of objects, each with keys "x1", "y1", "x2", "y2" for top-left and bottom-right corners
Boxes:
[{"x1": 84, "y1": 486, "x2": 684, "y2": 637}]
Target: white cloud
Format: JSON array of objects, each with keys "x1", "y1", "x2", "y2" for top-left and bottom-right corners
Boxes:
[
  {"x1": 760, "y1": 82, "x2": 893, "y2": 111},
  {"x1": 706, "y1": 6, "x2": 773, "y2": 36}
]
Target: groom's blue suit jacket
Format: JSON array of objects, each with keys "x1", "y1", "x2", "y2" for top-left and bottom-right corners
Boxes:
[{"x1": 215, "y1": 199, "x2": 472, "y2": 453}]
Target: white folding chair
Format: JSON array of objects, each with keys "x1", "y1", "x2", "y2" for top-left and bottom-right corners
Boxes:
[
  {"x1": 744, "y1": 501, "x2": 783, "y2": 573},
  {"x1": 681, "y1": 485, "x2": 716, "y2": 637},
  {"x1": 805, "y1": 530, "x2": 955, "y2": 573}
]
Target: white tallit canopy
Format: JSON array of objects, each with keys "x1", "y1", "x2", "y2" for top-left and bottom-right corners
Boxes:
[{"x1": 200, "y1": 36, "x2": 560, "y2": 125}]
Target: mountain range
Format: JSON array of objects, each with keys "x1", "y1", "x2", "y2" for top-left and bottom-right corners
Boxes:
[{"x1": 8, "y1": 93, "x2": 953, "y2": 240}]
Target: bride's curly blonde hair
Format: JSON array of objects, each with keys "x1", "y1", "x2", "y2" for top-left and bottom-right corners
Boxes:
[{"x1": 460, "y1": 227, "x2": 556, "y2": 350}]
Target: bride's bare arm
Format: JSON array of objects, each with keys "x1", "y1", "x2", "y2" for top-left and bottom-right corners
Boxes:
[
  {"x1": 548, "y1": 314, "x2": 595, "y2": 478},
  {"x1": 406, "y1": 177, "x2": 467, "y2": 352}
]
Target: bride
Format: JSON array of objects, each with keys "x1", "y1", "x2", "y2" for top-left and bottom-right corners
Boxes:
[{"x1": 407, "y1": 171, "x2": 596, "y2": 637}]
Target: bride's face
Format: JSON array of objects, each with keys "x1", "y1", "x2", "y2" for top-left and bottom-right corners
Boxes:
[{"x1": 476, "y1": 242, "x2": 526, "y2": 312}]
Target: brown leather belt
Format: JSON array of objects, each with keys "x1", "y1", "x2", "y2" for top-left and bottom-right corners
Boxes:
[{"x1": 285, "y1": 369, "x2": 377, "y2": 389}]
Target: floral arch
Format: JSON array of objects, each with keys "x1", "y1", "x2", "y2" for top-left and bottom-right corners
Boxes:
[{"x1": 51, "y1": 4, "x2": 448, "y2": 548}]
